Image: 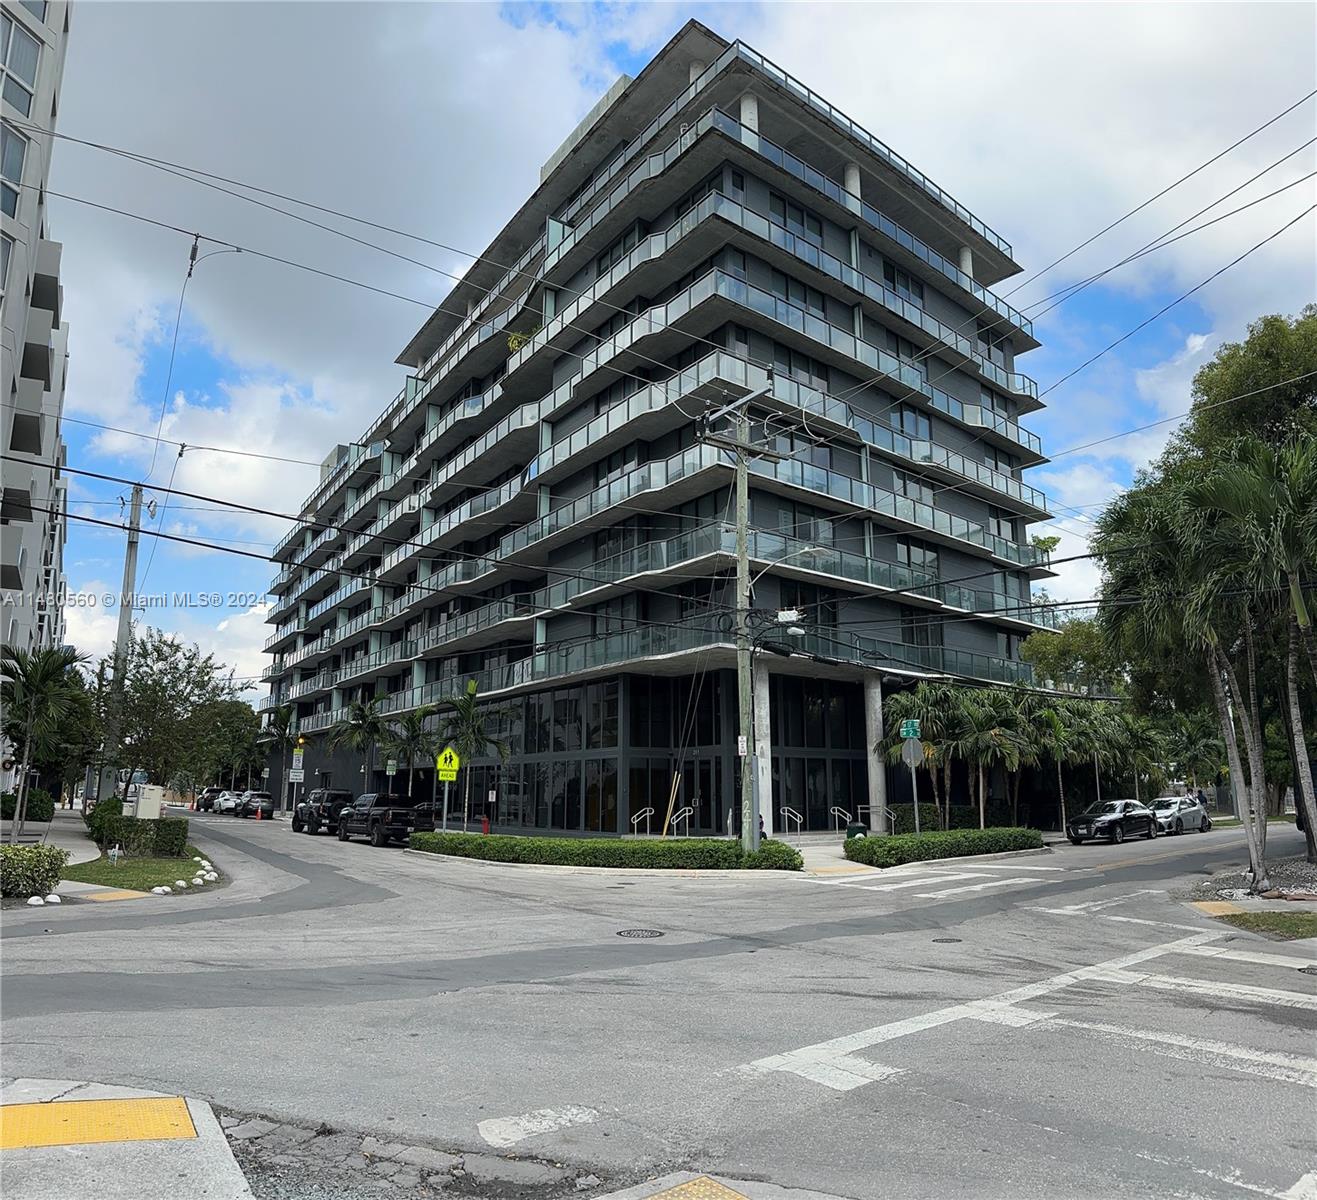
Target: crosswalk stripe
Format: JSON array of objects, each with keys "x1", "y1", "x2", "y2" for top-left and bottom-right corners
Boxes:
[
  {"x1": 915, "y1": 876, "x2": 1044, "y2": 898},
  {"x1": 846, "y1": 872, "x2": 992, "y2": 891},
  {"x1": 1175, "y1": 944, "x2": 1317, "y2": 971},
  {"x1": 1092, "y1": 969, "x2": 1317, "y2": 1011}
]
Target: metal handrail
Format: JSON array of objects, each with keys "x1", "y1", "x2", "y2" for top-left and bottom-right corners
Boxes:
[
  {"x1": 780, "y1": 806, "x2": 803, "y2": 837},
  {"x1": 630, "y1": 807, "x2": 655, "y2": 836},
  {"x1": 829, "y1": 806, "x2": 852, "y2": 831},
  {"x1": 670, "y1": 806, "x2": 694, "y2": 838}
]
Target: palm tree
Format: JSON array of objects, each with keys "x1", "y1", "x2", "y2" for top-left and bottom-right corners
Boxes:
[
  {"x1": 1192, "y1": 438, "x2": 1317, "y2": 686},
  {"x1": 1, "y1": 645, "x2": 89, "y2": 842},
  {"x1": 1007, "y1": 688, "x2": 1048, "y2": 825},
  {"x1": 327, "y1": 696, "x2": 388, "y2": 792},
  {"x1": 1119, "y1": 711, "x2": 1168, "y2": 804},
  {"x1": 438, "y1": 681, "x2": 509, "y2": 832},
  {"x1": 382, "y1": 705, "x2": 440, "y2": 800},
  {"x1": 1169, "y1": 710, "x2": 1223, "y2": 791},
  {"x1": 1034, "y1": 702, "x2": 1077, "y2": 832},
  {"x1": 262, "y1": 704, "x2": 296, "y2": 813},
  {"x1": 945, "y1": 692, "x2": 1021, "y2": 829},
  {"x1": 881, "y1": 683, "x2": 963, "y2": 827}
]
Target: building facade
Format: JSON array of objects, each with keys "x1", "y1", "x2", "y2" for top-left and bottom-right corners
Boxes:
[
  {"x1": 261, "y1": 22, "x2": 1056, "y2": 834},
  {"x1": 1, "y1": 0, "x2": 70, "y2": 656}
]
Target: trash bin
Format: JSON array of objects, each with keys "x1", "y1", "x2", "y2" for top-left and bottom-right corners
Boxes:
[{"x1": 845, "y1": 822, "x2": 868, "y2": 839}]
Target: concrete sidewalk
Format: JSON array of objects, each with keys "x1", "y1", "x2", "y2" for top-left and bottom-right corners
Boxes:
[{"x1": 0, "y1": 1078, "x2": 252, "y2": 1199}]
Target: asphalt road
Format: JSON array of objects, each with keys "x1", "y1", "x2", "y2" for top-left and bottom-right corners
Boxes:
[{"x1": 3, "y1": 814, "x2": 1314, "y2": 1200}]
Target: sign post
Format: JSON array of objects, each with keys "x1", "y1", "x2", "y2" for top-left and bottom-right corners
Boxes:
[
  {"x1": 436, "y1": 747, "x2": 461, "y2": 833},
  {"x1": 900, "y1": 735, "x2": 923, "y2": 835}
]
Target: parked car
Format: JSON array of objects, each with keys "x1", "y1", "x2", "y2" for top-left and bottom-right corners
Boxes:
[
  {"x1": 1066, "y1": 799, "x2": 1157, "y2": 844},
  {"x1": 215, "y1": 791, "x2": 241, "y2": 815},
  {"x1": 291, "y1": 788, "x2": 353, "y2": 835},
  {"x1": 336, "y1": 793, "x2": 435, "y2": 847},
  {"x1": 197, "y1": 787, "x2": 224, "y2": 812},
  {"x1": 1151, "y1": 795, "x2": 1211, "y2": 835},
  {"x1": 236, "y1": 791, "x2": 275, "y2": 819}
]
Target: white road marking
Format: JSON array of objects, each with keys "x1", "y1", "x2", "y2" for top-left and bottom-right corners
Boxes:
[
  {"x1": 1281, "y1": 1172, "x2": 1317, "y2": 1200},
  {"x1": 476, "y1": 1106, "x2": 598, "y2": 1148},
  {"x1": 1133, "y1": 1149, "x2": 1291, "y2": 1198},
  {"x1": 1023, "y1": 907, "x2": 1208, "y2": 932},
  {"x1": 915, "y1": 876, "x2": 1044, "y2": 898},
  {"x1": 852, "y1": 872, "x2": 992, "y2": 891},
  {"x1": 1044, "y1": 1018, "x2": 1317, "y2": 1089},
  {"x1": 743, "y1": 930, "x2": 1222, "y2": 1091},
  {"x1": 927, "y1": 862, "x2": 1068, "y2": 872},
  {"x1": 1042, "y1": 888, "x2": 1163, "y2": 913},
  {"x1": 1092, "y1": 969, "x2": 1317, "y2": 1011},
  {"x1": 1176, "y1": 944, "x2": 1317, "y2": 971}
]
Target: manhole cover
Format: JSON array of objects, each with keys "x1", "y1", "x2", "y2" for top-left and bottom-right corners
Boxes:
[
  {"x1": 932, "y1": 937, "x2": 962, "y2": 944},
  {"x1": 617, "y1": 928, "x2": 664, "y2": 939}
]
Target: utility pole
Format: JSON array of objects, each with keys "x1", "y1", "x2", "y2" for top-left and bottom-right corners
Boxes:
[
  {"x1": 97, "y1": 484, "x2": 143, "y2": 805},
  {"x1": 699, "y1": 381, "x2": 774, "y2": 854}
]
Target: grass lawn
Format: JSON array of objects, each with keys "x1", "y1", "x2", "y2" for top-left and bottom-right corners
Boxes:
[
  {"x1": 62, "y1": 844, "x2": 221, "y2": 892},
  {"x1": 1217, "y1": 911, "x2": 1317, "y2": 940}
]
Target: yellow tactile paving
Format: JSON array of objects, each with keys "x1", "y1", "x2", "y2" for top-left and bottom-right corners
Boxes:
[
  {"x1": 0, "y1": 1097, "x2": 196, "y2": 1149},
  {"x1": 1193, "y1": 900, "x2": 1244, "y2": 916},
  {"x1": 82, "y1": 889, "x2": 150, "y2": 902},
  {"x1": 649, "y1": 1178, "x2": 749, "y2": 1200}
]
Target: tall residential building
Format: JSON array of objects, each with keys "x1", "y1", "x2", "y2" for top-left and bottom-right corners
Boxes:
[
  {"x1": 261, "y1": 21, "x2": 1056, "y2": 834},
  {"x1": 1, "y1": 0, "x2": 71, "y2": 654}
]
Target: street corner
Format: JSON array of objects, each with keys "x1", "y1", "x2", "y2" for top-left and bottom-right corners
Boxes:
[{"x1": 0, "y1": 1078, "x2": 252, "y2": 1199}]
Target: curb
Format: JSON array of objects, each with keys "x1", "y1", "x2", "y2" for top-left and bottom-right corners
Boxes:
[
  {"x1": 400, "y1": 848, "x2": 797, "y2": 879},
  {"x1": 838, "y1": 846, "x2": 1057, "y2": 873}
]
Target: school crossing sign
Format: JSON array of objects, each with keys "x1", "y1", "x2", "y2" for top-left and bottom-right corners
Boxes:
[{"x1": 436, "y1": 746, "x2": 461, "y2": 782}]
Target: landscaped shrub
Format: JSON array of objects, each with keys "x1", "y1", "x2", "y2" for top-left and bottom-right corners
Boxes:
[
  {"x1": 0, "y1": 844, "x2": 70, "y2": 897},
  {"x1": 743, "y1": 838, "x2": 804, "y2": 871},
  {"x1": 94, "y1": 815, "x2": 189, "y2": 857},
  {"x1": 844, "y1": 826, "x2": 1043, "y2": 868},
  {"x1": 888, "y1": 803, "x2": 942, "y2": 834},
  {"x1": 2, "y1": 789, "x2": 56, "y2": 823},
  {"x1": 411, "y1": 832, "x2": 748, "y2": 870},
  {"x1": 85, "y1": 797, "x2": 123, "y2": 841}
]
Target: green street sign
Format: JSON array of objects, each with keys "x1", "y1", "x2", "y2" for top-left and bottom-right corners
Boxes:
[{"x1": 900, "y1": 718, "x2": 921, "y2": 740}]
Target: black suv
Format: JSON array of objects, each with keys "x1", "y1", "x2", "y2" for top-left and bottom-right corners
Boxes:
[
  {"x1": 337, "y1": 793, "x2": 436, "y2": 847},
  {"x1": 236, "y1": 791, "x2": 275, "y2": 819},
  {"x1": 197, "y1": 787, "x2": 224, "y2": 812},
  {"x1": 292, "y1": 788, "x2": 353, "y2": 835}
]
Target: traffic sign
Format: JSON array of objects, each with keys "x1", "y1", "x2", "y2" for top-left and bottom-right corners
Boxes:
[
  {"x1": 261, "y1": 767, "x2": 270, "y2": 778},
  {"x1": 385, "y1": 758, "x2": 398, "y2": 776},
  {"x1": 436, "y1": 746, "x2": 461, "y2": 782},
  {"x1": 292, "y1": 749, "x2": 304, "y2": 767},
  {"x1": 899, "y1": 718, "x2": 921, "y2": 740},
  {"x1": 900, "y1": 739, "x2": 923, "y2": 770},
  {"x1": 288, "y1": 768, "x2": 305, "y2": 783}
]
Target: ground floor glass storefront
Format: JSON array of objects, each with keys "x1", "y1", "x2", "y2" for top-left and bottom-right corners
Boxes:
[{"x1": 445, "y1": 670, "x2": 869, "y2": 836}]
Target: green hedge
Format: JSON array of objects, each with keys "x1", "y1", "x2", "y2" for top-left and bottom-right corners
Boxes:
[
  {"x1": 743, "y1": 839, "x2": 804, "y2": 871},
  {"x1": 0, "y1": 844, "x2": 70, "y2": 897},
  {"x1": 410, "y1": 832, "x2": 796, "y2": 870},
  {"x1": 85, "y1": 798, "x2": 123, "y2": 843},
  {"x1": 95, "y1": 815, "x2": 189, "y2": 858},
  {"x1": 888, "y1": 803, "x2": 942, "y2": 834},
  {"x1": 2, "y1": 789, "x2": 55, "y2": 823},
  {"x1": 844, "y1": 826, "x2": 1043, "y2": 868}
]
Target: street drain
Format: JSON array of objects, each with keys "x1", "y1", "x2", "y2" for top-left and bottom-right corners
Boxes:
[
  {"x1": 617, "y1": 928, "x2": 664, "y2": 939},
  {"x1": 1301, "y1": 966, "x2": 1317, "y2": 976},
  {"x1": 932, "y1": 937, "x2": 962, "y2": 944}
]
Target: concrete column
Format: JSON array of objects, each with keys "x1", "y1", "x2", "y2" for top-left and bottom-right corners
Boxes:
[
  {"x1": 848, "y1": 226, "x2": 860, "y2": 269},
  {"x1": 411, "y1": 660, "x2": 426, "y2": 688},
  {"x1": 543, "y1": 287, "x2": 557, "y2": 321},
  {"x1": 689, "y1": 59, "x2": 706, "y2": 85},
  {"x1": 958, "y1": 245, "x2": 974, "y2": 279},
  {"x1": 753, "y1": 657, "x2": 773, "y2": 836},
  {"x1": 740, "y1": 91, "x2": 758, "y2": 133},
  {"x1": 864, "y1": 674, "x2": 889, "y2": 833},
  {"x1": 852, "y1": 303, "x2": 864, "y2": 339},
  {"x1": 843, "y1": 161, "x2": 862, "y2": 217}
]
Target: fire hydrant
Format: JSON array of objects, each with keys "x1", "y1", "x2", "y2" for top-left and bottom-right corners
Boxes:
[{"x1": 481, "y1": 815, "x2": 490, "y2": 835}]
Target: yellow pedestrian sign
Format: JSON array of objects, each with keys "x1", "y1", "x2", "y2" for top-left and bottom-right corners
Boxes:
[{"x1": 436, "y1": 746, "x2": 461, "y2": 782}]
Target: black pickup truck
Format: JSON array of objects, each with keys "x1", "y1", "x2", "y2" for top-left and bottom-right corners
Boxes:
[
  {"x1": 336, "y1": 793, "x2": 436, "y2": 847},
  {"x1": 291, "y1": 788, "x2": 354, "y2": 835}
]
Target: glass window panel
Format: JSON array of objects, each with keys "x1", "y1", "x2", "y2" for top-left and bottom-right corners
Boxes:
[
  {"x1": 20, "y1": 1, "x2": 46, "y2": 19},
  {"x1": 564, "y1": 760, "x2": 582, "y2": 831},
  {"x1": 0, "y1": 234, "x2": 11, "y2": 290},
  {"x1": 2, "y1": 75, "x2": 32, "y2": 117},
  {"x1": 601, "y1": 679, "x2": 618, "y2": 748},
  {"x1": 7, "y1": 23, "x2": 37, "y2": 86},
  {"x1": 1, "y1": 182, "x2": 15, "y2": 219},
  {"x1": 600, "y1": 759, "x2": 618, "y2": 833},
  {"x1": 1, "y1": 124, "x2": 25, "y2": 184}
]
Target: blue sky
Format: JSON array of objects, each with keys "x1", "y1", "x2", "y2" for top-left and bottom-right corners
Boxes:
[{"x1": 47, "y1": 2, "x2": 1317, "y2": 696}]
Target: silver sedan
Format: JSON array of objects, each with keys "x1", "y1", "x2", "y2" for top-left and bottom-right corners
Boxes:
[{"x1": 1151, "y1": 796, "x2": 1210, "y2": 834}]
